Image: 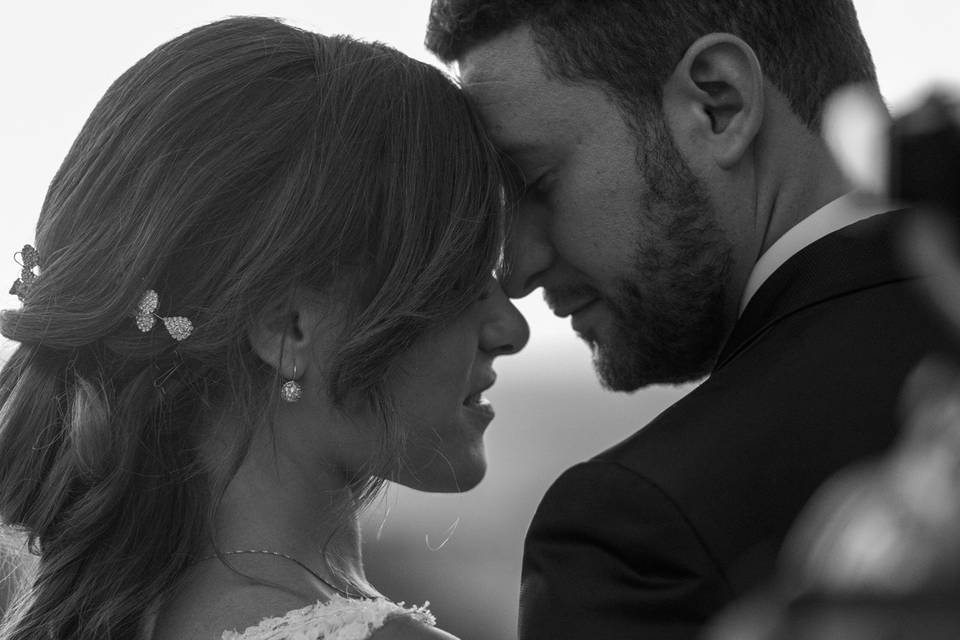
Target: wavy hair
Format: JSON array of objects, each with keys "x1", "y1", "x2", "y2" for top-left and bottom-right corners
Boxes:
[{"x1": 0, "y1": 16, "x2": 510, "y2": 639}]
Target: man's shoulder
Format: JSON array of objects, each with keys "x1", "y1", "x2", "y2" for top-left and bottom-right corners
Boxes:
[
  {"x1": 590, "y1": 378, "x2": 749, "y2": 473},
  {"x1": 530, "y1": 377, "x2": 816, "y2": 591},
  {"x1": 527, "y1": 379, "x2": 766, "y2": 529}
]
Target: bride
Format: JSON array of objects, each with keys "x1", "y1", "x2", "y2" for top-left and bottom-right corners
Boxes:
[{"x1": 0, "y1": 16, "x2": 528, "y2": 640}]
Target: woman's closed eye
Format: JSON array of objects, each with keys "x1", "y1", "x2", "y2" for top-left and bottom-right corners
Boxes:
[
  {"x1": 477, "y1": 278, "x2": 496, "y2": 302},
  {"x1": 522, "y1": 171, "x2": 552, "y2": 200}
]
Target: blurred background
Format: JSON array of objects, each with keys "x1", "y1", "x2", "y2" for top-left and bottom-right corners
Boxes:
[{"x1": 0, "y1": 2, "x2": 957, "y2": 639}]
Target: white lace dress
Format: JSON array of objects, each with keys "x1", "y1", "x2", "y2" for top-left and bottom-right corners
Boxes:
[{"x1": 220, "y1": 595, "x2": 436, "y2": 640}]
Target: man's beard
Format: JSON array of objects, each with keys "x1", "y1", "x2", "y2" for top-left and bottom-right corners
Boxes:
[{"x1": 589, "y1": 115, "x2": 733, "y2": 392}]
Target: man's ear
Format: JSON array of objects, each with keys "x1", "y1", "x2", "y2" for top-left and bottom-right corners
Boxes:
[
  {"x1": 247, "y1": 288, "x2": 322, "y2": 380},
  {"x1": 662, "y1": 33, "x2": 764, "y2": 170}
]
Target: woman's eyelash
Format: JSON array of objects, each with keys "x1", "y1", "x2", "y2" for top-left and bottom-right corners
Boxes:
[{"x1": 523, "y1": 173, "x2": 549, "y2": 196}]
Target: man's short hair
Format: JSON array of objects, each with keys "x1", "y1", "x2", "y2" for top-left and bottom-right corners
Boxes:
[{"x1": 426, "y1": 0, "x2": 878, "y2": 131}]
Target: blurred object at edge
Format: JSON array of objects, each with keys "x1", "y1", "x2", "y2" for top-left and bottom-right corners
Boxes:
[
  {"x1": 890, "y1": 90, "x2": 960, "y2": 215},
  {"x1": 705, "y1": 87, "x2": 960, "y2": 639}
]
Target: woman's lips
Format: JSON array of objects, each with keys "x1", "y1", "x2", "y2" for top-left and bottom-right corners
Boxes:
[
  {"x1": 463, "y1": 395, "x2": 495, "y2": 420},
  {"x1": 462, "y1": 373, "x2": 497, "y2": 409}
]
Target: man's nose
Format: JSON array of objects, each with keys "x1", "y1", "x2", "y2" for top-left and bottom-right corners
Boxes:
[{"x1": 502, "y1": 203, "x2": 553, "y2": 298}]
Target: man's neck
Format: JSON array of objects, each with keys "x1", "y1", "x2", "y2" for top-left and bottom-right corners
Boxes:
[
  {"x1": 753, "y1": 123, "x2": 853, "y2": 261},
  {"x1": 720, "y1": 89, "x2": 853, "y2": 333}
]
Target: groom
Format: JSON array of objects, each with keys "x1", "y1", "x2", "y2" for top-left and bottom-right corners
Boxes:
[{"x1": 427, "y1": 1, "x2": 957, "y2": 638}]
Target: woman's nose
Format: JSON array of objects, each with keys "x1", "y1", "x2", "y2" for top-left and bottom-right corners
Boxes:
[{"x1": 480, "y1": 283, "x2": 530, "y2": 356}]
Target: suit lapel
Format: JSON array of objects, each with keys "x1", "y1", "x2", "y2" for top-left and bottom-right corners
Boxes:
[{"x1": 715, "y1": 210, "x2": 917, "y2": 370}]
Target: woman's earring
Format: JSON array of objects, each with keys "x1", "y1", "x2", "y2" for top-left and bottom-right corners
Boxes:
[{"x1": 280, "y1": 364, "x2": 303, "y2": 403}]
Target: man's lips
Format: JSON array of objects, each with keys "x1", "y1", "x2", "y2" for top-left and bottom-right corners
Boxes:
[{"x1": 550, "y1": 298, "x2": 599, "y2": 318}]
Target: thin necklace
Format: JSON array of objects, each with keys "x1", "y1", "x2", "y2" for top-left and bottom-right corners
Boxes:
[{"x1": 199, "y1": 549, "x2": 363, "y2": 600}]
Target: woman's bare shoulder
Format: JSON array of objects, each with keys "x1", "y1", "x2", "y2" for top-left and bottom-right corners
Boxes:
[
  {"x1": 152, "y1": 562, "x2": 316, "y2": 640},
  {"x1": 155, "y1": 584, "x2": 313, "y2": 640},
  {"x1": 369, "y1": 615, "x2": 461, "y2": 640}
]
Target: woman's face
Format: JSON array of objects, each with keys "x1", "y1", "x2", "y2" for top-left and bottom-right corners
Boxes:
[{"x1": 382, "y1": 276, "x2": 529, "y2": 492}]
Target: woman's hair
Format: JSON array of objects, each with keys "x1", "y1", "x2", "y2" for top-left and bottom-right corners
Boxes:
[{"x1": 0, "y1": 16, "x2": 510, "y2": 639}]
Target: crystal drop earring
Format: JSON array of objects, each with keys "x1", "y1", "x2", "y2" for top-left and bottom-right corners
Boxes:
[{"x1": 280, "y1": 364, "x2": 303, "y2": 403}]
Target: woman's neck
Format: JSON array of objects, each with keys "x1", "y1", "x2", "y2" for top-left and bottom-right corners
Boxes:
[{"x1": 205, "y1": 422, "x2": 374, "y2": 598}]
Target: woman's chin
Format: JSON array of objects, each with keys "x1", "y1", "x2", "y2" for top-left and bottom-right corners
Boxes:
[{"x1": 392, "y1": 456, "x2": 487, "y2": 494}]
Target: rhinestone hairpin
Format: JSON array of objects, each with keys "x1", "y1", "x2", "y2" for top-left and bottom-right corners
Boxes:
[
  {"x1": 135, "y1": 289, "x2": 194, "y2": 342},
  {"x1": 9, "y1": 244, "x2": 41, "y2": 302}
]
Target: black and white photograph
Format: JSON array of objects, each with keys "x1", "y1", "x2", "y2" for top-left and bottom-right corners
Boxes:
[{"x1": 1, "y1": 2, "x2": 959, "y2": 639}]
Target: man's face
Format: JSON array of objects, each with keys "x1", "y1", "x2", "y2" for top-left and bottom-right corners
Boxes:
[{"x1": 461, "y1": 26, "x2": 735, "y2": 390}]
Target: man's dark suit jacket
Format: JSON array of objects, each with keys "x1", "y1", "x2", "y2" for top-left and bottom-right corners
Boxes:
[{"x1": 518, "y1": 211, "x2": 960, "y2": 639}]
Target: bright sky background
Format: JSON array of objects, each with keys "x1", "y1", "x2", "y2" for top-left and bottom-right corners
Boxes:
[{"x1": 1, "y1": 1, "x2": 958, "y2": 363}]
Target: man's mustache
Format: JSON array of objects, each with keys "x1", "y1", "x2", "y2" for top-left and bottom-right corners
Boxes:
[{"x1": 543, "y1": 283, "x2": 601, "y2": 310}]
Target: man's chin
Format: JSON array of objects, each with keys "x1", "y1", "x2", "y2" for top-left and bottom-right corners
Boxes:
[{"x1": 591, "y1": 341, "x2": 712, "y2": 392}]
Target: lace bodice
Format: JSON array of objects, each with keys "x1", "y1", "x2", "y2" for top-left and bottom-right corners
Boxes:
[{"x1": 221, "y1": 595, "x2": 435, "y2": 640}]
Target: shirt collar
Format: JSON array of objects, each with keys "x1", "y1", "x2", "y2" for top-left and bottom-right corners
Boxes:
[{"x1": 739, "y1": 191, "x2": 893, "y2": 315}]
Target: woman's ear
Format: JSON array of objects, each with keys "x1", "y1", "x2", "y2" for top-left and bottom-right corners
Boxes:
[
  {"x1": 662, "y1": 33, "x2": 764, "y2": 170},
  {"x1": 247, "y1": 288, "x2": 323, "y2": 380}
]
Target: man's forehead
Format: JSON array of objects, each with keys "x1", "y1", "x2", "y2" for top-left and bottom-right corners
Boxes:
[
  {"x1": 458, "y1": 25, "x2": 544, "y2": 93},
  {"x1": 456, "y1": 25, "x2": 605, "y2": 153}
]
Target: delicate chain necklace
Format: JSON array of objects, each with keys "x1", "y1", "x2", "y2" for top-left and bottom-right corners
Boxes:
[{"x1": 198, "y1": 549, "x2": 363, "y2": 600}]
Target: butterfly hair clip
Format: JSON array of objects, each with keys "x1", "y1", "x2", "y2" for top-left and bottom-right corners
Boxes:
[
  {"x1": 134, "y1": 289, "x2": 194, "y2": 342},
  {"x1": 9, "y1": 244, "x2": 41, "y2": 302}
]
